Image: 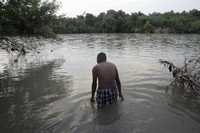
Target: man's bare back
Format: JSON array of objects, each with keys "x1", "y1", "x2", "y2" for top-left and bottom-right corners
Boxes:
[
  {"x1": 91, "y1": 52, "x2": 124, "y2": 107},
  {"x1": 93, "y1": 62, "x2": 117, "y2": 89}
]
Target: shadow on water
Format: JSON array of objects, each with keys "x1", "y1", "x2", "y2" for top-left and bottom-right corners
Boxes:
[
  {"x1": 0, "y1": 60, "x2": 73, "y2": 133},
  {"x1": 49, "y1": 94, "x2": 125, "y2": 133},
  {"x1": 94, "y1": 103, "x2": 122, "y2": 125},
  {"x1": 64, "y1": 102, "x2": 124, "y2": 133}
]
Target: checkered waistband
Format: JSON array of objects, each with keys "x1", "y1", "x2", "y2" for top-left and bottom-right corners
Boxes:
[{"x1": 96, "y1": 88, "x2": 118, "y2": 108}]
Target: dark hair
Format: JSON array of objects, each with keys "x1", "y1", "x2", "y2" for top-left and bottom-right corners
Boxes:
[{"x1": 97, "y1": 52, "x2": 106, "y2": 63}]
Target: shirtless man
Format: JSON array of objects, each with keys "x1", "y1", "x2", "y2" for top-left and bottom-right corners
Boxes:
[{"x1": 90, "y1": 52, "x2": 124, "y2": 108}]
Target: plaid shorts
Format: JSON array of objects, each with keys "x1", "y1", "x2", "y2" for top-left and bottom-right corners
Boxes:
[{"x1": 96, "y1": 87, "x2": 118, "y2": 108}]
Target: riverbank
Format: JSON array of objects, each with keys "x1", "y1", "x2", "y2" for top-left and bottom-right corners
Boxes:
[{"x1": 0, "y1": 36, "x2": 63, "y2": 54}]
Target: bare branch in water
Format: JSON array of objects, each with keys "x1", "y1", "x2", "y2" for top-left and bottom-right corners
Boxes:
[
  {"x1": 159, "y1": 58, "x2": 200, "y2": 96},
  {"x1": 0, "y1": 37, "x2": 26, "y2": 57}
]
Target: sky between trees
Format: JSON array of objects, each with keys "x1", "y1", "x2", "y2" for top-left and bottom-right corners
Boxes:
[{"x1": 58, "y1": 0, "x2": 200, "y2": 17}]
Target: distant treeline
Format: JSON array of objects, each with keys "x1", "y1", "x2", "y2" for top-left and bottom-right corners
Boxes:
[
  {"x1": 1, "y1": 0, "x2": 200, "y2": 37},
  {"x1": 53, "y1": 9, "x2": 200, "y2": 34}
]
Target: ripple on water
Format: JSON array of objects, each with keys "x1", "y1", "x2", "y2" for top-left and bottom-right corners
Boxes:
[{"x1": 1, "y1": 34, "x2": 200, "y2": 133}]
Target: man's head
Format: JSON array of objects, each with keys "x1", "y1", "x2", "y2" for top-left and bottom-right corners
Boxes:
[{"x1": 97, "y1": 52, "x2": 107, "y2": 63}]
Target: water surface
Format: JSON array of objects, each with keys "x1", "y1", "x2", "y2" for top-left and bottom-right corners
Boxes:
[{"x1": 0, "y1": 34, "x2": 200, "y2": 133}]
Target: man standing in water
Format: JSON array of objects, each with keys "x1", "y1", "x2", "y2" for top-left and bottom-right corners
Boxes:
[{"x1": 90, "y1": 52, "x2": 124, "y2": 108}]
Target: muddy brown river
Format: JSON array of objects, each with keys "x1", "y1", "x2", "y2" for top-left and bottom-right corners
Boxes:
[{"x1": 0, "y1": 34, "x2": 200, "y2": 133}]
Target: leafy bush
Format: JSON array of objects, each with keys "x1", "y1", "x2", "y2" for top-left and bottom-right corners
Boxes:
[{"x1": 0, "y1": 0, "x2": 59, "y2": 37}]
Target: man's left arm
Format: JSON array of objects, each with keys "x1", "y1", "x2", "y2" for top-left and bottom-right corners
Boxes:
[{"x1": 115, "y1": 67, "x2": 124, "y2": 101}]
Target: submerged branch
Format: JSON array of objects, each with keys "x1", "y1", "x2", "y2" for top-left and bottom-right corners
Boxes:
[
  {"x1": 0, "y1": 37, "x2": 26, "y2": 61},
  {"x1": 159, "y1": 57, "x2": 200, "y2": 96}
]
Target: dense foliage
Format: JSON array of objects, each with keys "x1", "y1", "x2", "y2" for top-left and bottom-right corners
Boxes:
[
  {"x1": 0, "y1": 0, "x2": 59, "y2": 37},
  {"x1": 53, "y1": 9, "x2": 200, "y2": 34},
  {"x1": 0, "y1": 0, "x2": 200, "y2": 36}
]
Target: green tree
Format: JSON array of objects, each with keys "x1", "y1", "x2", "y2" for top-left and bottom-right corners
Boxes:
[
  {"x1": 85, "y1": 13, "x2": 96, "y2": 32},
  {"x1": 143, "y1": 21, "x2": 154, "y2": 33},
  {"x1": 95, "y1": 12, "x2": 106, "y2": 33},
  {"x1": 191, "y1": 20, "x2": 200, "y2": 33},
  {"x1": 0, "y1": 0, "x2": 59, "y2": 37}
]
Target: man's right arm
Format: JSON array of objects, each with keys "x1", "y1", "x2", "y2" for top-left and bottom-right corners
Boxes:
[{"x1": 91, "y1": 67, "x2": 97, "y2": 102}]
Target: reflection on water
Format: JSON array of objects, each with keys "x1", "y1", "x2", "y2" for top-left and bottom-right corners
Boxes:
[
  {"x1": 0, "y1": 59, "x2": 73, "y2": 133},
  {"x1": 0, "y1": 34, "x2": 200, "y2": 133},
  {"x1": 95, "y1": 104, "x2": 122, "y2": 125}
]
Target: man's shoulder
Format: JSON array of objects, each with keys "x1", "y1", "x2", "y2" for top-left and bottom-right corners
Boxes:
[
  {"x1": 93, "y1": 64, "x2": 99, "y2": 68},
  {"x1": 93, "y1": 62, "x2": 117, "y2": 70},
  {"x1": 106, "y1": 62, "x2": 117, "y2": 68},
  {"x1": 92, "y1": 64, "x2": 99, "y2": 72}
]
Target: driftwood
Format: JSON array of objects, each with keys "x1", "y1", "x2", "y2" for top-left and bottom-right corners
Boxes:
[
  {"x1": 0, "y1": 37, "x2": 26, "y2": 58},
  {"x1": 159, "y1": 58, "x2": 200, "y2": 96}
]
